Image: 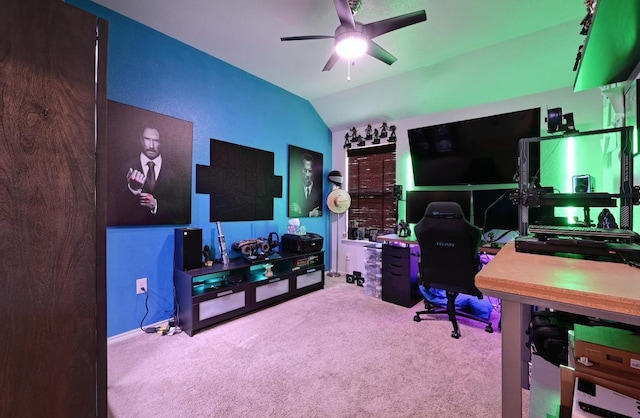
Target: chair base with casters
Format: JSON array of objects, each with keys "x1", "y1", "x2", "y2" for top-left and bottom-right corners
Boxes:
[{"x1": 413, "y1": 291, "x2": 494, "y2": 339}]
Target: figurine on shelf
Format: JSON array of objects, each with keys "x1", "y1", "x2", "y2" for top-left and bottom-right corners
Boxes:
[
  {"x1": 350, "y1": 127, "x2": 358, "y2": 142},
  {"x1": 372, "y1": 128, "x2": 380, "y2": 144},
  {"x1": 365, "y1": 124, "x2": 373, "y2": 141},
  {"x1": 397, "y1": 219, "x2": 411, "y2": 238},
  {"x1": 263, "y1": 263, "x2": 274, "y2": 278},
  {"x1": 343, "y1": 132, "x2": 351, "y2": 149},
  {"x1": 379, "y1": 122, "x2": 388, "y2": 138},
  {"x1": 388, "y1": 125, "x2": 397, "y2": 142},
  {"x1": 202, "y1": 245, "x2": 213, "y2": 266}
]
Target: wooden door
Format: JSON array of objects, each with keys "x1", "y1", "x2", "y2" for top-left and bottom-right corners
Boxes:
[{"x1": 0, "y1": 0, "x2": 107, "y2": 416}]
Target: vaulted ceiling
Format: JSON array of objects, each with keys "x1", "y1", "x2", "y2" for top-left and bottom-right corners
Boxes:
[{"x1": 93, "y1": 0, "x2": 588, "y2": 130}]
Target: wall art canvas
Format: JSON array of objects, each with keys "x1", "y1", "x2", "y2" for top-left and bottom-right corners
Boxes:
[
  {"x1": 288, "y1": 145, "x2": 323, "y2": 218},
  {"x1": 106, "y1": 100, "x2": 193, "y2": 226}
]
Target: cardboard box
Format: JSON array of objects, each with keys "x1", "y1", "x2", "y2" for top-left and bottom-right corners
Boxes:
[
  {"x1": 568, "y1": 330, "x2": 576, "y2": 368},
  {"x1": 573, "y1": 324, "x2": 640, "y2": 354},
  {"x1": 562, "y1": 324, "x2": 640, "y2": 416},
  {"x1": 571, "y1": 375, "x2": 640, "y2": 418},
  {"x1": 560, "y1": 365, "x2": 640, "y2": 418},
  {"x1": 574, "y1": 340, "x2": 640, "y2": 377},
  {"x1": 560, "y1": 366, "x2": 575, "y2": 414},
  {"x1": 575, "y1": 362, "x2": 640, "y2": 390}
]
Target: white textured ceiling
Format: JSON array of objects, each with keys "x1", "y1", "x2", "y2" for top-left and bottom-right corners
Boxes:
[{"x1": 92, "y1": 0, "x2": 588, "y2": 130}]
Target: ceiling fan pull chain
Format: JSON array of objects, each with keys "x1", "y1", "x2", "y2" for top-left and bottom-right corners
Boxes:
[{"x1": 347, "y1": 59, "x2": 351, "y2": 81}]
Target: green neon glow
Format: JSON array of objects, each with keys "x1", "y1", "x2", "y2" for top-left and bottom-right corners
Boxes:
[
  {"x1": 405, "y1": 153, "x2": 414, "y2": 190},
  {"x1": 565, "y1": 137, "x2": 579, "y2": 222},
  {"x1": 566, "y1": 137, "x2": 575, "y2": 191},
  {"x1": 574, "y1": 0, "x2": 640, "y2": 92},
  {"x1": 552, "y1": 269, "x2": 593, "y2": 291}
]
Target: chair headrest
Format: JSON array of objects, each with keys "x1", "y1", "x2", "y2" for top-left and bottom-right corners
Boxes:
[{"x1": 423, "y1": 201, "x2": 464, "y2": 219}]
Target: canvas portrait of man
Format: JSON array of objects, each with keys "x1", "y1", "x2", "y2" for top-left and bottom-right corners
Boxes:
[
  {"x1": 106, "y1": 101, "x2": 193, "y2": 226},
  {"x1": 288, "y1": 145, "x2": 323, "y2": 218}
]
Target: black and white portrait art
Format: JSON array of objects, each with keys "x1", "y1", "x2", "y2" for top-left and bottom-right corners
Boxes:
[
  {"x1": 106, "y1": 101, "x2": 193, "y2": 226},
  {"x1": 288, "y1": 145, "x2": 323, "y2": 218}
]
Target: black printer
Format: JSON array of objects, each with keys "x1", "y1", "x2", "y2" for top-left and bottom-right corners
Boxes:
[{"x1": 281, "y1": 233, "x2": 324, "y2": 254}]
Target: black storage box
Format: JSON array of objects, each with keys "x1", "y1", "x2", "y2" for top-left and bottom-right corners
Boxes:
[{"x1": 281, "y1": 233, "x2": 323, "y2": 254}]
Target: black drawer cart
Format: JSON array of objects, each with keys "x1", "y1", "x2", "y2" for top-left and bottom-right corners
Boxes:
[{"x1": 381, "y1": 243, "x2": 422, "y2": 308}]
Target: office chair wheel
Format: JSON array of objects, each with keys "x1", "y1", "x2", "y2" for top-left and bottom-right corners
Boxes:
[
  {"x1": 485, "y1": 324, "x2": 493, "y2": 333},
  {"x1": 413, "y1": 314, "x2": 422, "y2": 322},
  {"x1": 451, "y1": 330, "x2": 460, "y2": 339}
]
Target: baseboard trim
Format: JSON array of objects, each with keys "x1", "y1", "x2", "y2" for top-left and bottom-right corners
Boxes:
[{"x1": 107, "y1": 319, "x2": 168, "y2": 345}]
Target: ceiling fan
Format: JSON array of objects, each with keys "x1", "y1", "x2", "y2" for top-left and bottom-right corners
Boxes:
[{"x1": 280, "y1": 0, "x2": 427, "y2": 72}]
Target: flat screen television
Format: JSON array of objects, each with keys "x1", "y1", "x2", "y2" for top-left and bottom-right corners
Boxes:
[
  {"x1": 408, "y1": 108, "x2": 541, "y2": 186},
  {"x1": 405, "y1": 190, "x2": 472, "y2": 224}
]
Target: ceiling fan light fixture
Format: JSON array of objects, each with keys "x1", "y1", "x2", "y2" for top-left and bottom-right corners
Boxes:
[
  {"x1": 335, "y1": 35, "x2": 367, "y2": 59},
  {"x1": 281, "y1": 2, "x2": 426, "y2": 72}
]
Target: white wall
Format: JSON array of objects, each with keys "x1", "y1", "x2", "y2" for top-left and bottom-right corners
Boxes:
[{"x1": 330, "y1": 86, "x2": 605, "y2": 275}]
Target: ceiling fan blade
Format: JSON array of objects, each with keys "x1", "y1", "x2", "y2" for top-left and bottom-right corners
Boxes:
[
  {"x1": 364, "y1": 10, "x2": 427, "y2": 39},
  {"x1": 280, "y1": 35, "x2": 334, "y2": 41},
  {"x1": 366, "y1": 40, "x2": 397, "y2": 66},
  {"x1": 334, "y1": 0, "x2": 356, "y2": 30},
  {"x1": 322, "y1": 52, "x2": 341, "y2": 72}
]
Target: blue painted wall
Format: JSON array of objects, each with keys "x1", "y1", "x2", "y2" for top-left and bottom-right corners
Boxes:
[{"x1": 70, "y1": 1, "x2": 332, "y2": 337}]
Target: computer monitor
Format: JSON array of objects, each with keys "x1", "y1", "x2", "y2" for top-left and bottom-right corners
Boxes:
[
  {"x1": 472, "y1": 189, "x2": 518, "y2": 233},
  {"x1": 472, "y1": 188, "x2": 554, "y2": 232},
  {"x1": 405, "y1": 190, "x2": 472, "y2": 224}
]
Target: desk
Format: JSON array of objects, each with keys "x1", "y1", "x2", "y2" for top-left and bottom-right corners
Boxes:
[
  {"x1": 376, "y1": 233, "x2": 417, "y2": 245},
  {"x1": 475, "y1": 242, "x2": 640, "y2": 417},
  {"x1": 378, "y1": 233, "x2": 502, "y2": 255}
]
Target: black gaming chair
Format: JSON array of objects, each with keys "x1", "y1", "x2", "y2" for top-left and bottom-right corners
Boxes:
[{"x1": 412, "y1": 201, "x2": 493, "y2": 338}]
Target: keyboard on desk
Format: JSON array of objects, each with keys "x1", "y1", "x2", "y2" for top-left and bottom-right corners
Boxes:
[{"x1": 529, "y1": 225, "x2": 639, "y2": 243}]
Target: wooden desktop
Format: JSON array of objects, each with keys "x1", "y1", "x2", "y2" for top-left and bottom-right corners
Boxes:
[
  {"x1": 377, "y1": 233, "x2": 417, "y2": 245},
  {"x1": 475, "y1": 242, "x2": 640, "y2": 417},
  {"x1": 377, "y1": 233, "x2": 501, "y2": 254}
]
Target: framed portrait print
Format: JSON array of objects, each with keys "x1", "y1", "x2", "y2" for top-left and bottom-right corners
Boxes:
[
  {"x1": 288, "y1": 145, "x2": 323, "y2": 217},
  {"x1": 106, "y1": 100, "x2": 193, "y2": 226}
]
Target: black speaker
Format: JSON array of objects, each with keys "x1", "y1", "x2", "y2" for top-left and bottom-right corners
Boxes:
[
  {"x1": 572, "y1": 175, "x2": 594, "y2": 193},
  {"x1": 175, "y1": 228, "x2": 203, "y2": 271},
  {"x1": 393, "y1": 184, "x2": 403, "y2": 200}
]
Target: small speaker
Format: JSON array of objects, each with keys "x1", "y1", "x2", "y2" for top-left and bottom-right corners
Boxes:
[
  {"x1": 393, "y1": 184, "x2": 403, "y2": 200},
  {"x1": 175, "y1": 228, "x2": 203, "y2": 271},
  {"x1": 572, "y1": 174, "x2": 594, "y2": 193}
]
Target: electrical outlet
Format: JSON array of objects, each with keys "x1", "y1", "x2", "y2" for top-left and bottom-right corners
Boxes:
[{"x1": 136, "y1": 277, "x2": 147, "y2": 295}]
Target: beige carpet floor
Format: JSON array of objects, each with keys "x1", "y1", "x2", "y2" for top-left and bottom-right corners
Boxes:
[{"x1": 107, "y1": 275, "x2": 529, "y2": 417}]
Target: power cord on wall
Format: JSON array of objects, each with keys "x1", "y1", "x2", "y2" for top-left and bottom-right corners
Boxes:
[
  {"x1": 139, "y1": 287, "x2": 155, "y2": 333},
  {"x1": 139, "y1": 287, "x2": 182, "y2": 336}
]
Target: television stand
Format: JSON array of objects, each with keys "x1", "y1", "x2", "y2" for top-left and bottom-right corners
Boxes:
[{"x1": 174, "y1": 251, "x2": 324, "y2": 336}]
